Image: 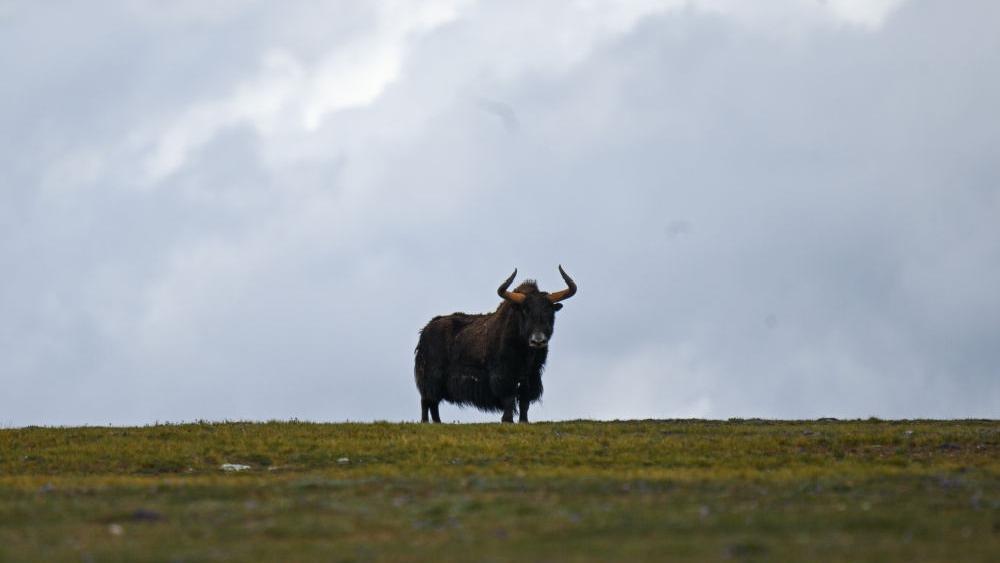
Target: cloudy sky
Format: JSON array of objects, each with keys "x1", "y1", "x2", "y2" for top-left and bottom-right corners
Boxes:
[{"x1": 2, "y1": 0, "x2": 998, "y2": 426}]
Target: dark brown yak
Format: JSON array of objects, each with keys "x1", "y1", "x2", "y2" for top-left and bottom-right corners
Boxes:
[{"x1": 414, "y1": 266, "x2": 577, "y2": 423}]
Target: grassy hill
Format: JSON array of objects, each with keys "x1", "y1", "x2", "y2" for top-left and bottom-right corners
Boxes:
[{"x1": 1, "y1": 419, "x2": 997, "y2": 561}]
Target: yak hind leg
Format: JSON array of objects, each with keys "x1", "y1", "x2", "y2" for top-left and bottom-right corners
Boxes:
[
  {"x1": 430, "y1": 402, "x2": 441, "y2": 423},
  {"x1": 421, "y1": 398, "x2": 441, "y2": 423}
]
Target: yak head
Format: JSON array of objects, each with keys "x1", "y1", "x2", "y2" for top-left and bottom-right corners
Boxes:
[{"x1": 497, "y1": 265, "x2": 577, "y2": 349}]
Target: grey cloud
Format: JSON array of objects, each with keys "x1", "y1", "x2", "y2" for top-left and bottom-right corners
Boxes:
[
  {"x1": 475, "y1": 98, "x2": 519, "y2": 133},
  {"x1": 2, "y1": 1, "x2": 998, "y2": 425}
]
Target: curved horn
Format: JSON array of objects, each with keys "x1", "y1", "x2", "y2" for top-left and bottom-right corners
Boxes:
[
  {"x1": 547, "y1": 265, "x2": 577, "y2": 303},
  {"x1": 497, "y1": 268, "x2": 526, "y2": 304}
]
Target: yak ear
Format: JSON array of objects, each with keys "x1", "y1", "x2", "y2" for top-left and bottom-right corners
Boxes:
[{"x1": 552, "y1": 303, "x2": 564, "y2": 311}]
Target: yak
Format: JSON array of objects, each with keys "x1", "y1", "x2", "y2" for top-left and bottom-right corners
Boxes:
[{"x1": 414, "y1": 266, "x2": 577, "y2": 423}]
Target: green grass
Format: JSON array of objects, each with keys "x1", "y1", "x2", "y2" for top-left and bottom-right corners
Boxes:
[{"x1": 1, "y1": 419, "x2": 997, "y2": 561}]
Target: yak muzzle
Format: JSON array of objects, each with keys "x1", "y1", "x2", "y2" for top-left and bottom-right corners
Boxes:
[{"x1": 528, "y1": 332, "x2": 549, "y2": 348}]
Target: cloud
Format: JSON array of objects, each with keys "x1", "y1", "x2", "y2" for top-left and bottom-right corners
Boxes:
[
  {"x1": 141, "y1": 1, "x2": 468, "y2": 183},
  {"x1": 824, "y1": 0, "x2": 909, "y2": 27},
  {"x1": 2, "y1": 0, "x2": 998, "y2": 425}
]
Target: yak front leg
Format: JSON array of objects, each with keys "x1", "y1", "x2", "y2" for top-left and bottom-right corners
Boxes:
[
  {"x1": 501, "y1": 397, "x2": 515, "y2": 423},
  {"x1": 516, "y1": 376, "x2": 540, "y2": 424}
]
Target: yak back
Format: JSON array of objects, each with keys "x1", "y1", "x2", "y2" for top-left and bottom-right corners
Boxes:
[{"x1": 420, "y1": 280, "x2": 541, "y2": 364}]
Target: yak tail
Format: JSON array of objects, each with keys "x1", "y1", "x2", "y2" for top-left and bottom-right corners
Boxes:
[{"x1": 414, "y1": 332, "x2": 445, "y2": 400}]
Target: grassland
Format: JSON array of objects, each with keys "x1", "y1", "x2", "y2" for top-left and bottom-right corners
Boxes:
[{"x1": 1, "y1": 419, "x2": 997, "y2": 562}]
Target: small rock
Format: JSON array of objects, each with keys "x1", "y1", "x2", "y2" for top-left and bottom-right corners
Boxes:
[
  {"x1": 337, "y1": 457, "x2": 350, "y2": 464},
  {"x1": 220, "y1": 463, "x2": 251, "y2": 472},
  {"x1": 108, "y1": 523, "x2": 124, "y2": 536}
]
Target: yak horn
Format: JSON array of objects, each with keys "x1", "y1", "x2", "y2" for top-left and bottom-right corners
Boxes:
[
  {"x1": 498, "y1": 268, "x2": 526, "y2": 304},
  {"x1": 547, "y1": 265, "x2": 577, "y2": 303}
]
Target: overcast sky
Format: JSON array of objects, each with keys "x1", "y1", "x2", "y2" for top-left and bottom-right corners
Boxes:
[{"x1": 2, "y1": 0, "x2": 998, "y2": 426}]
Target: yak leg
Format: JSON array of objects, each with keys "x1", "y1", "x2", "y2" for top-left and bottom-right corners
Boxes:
[
  {"x1": 430, "y1": 402, "x2": 441, "y2": 423},
  {"x1": 518, "y1": 396, "x2": 530, "y2": 423},
  {"x1": 421, "y1": 399, "x2": 442, "y2": 423},
  {"x1": 501, "y1": 397, "x2": 515, "y2": 423}
]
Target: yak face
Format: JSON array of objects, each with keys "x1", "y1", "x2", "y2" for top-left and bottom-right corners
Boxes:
[
  {"x1": 497, "y1": 265, "x2": 576, "y2": 349},
  {"x1": 516, "y1": 295, "x2": 563, "y2": 349}
]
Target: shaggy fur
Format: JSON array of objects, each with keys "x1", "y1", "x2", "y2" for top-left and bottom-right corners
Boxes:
[{"x1": 414, "y1": 277, "x2": 572, "y2": 423}]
